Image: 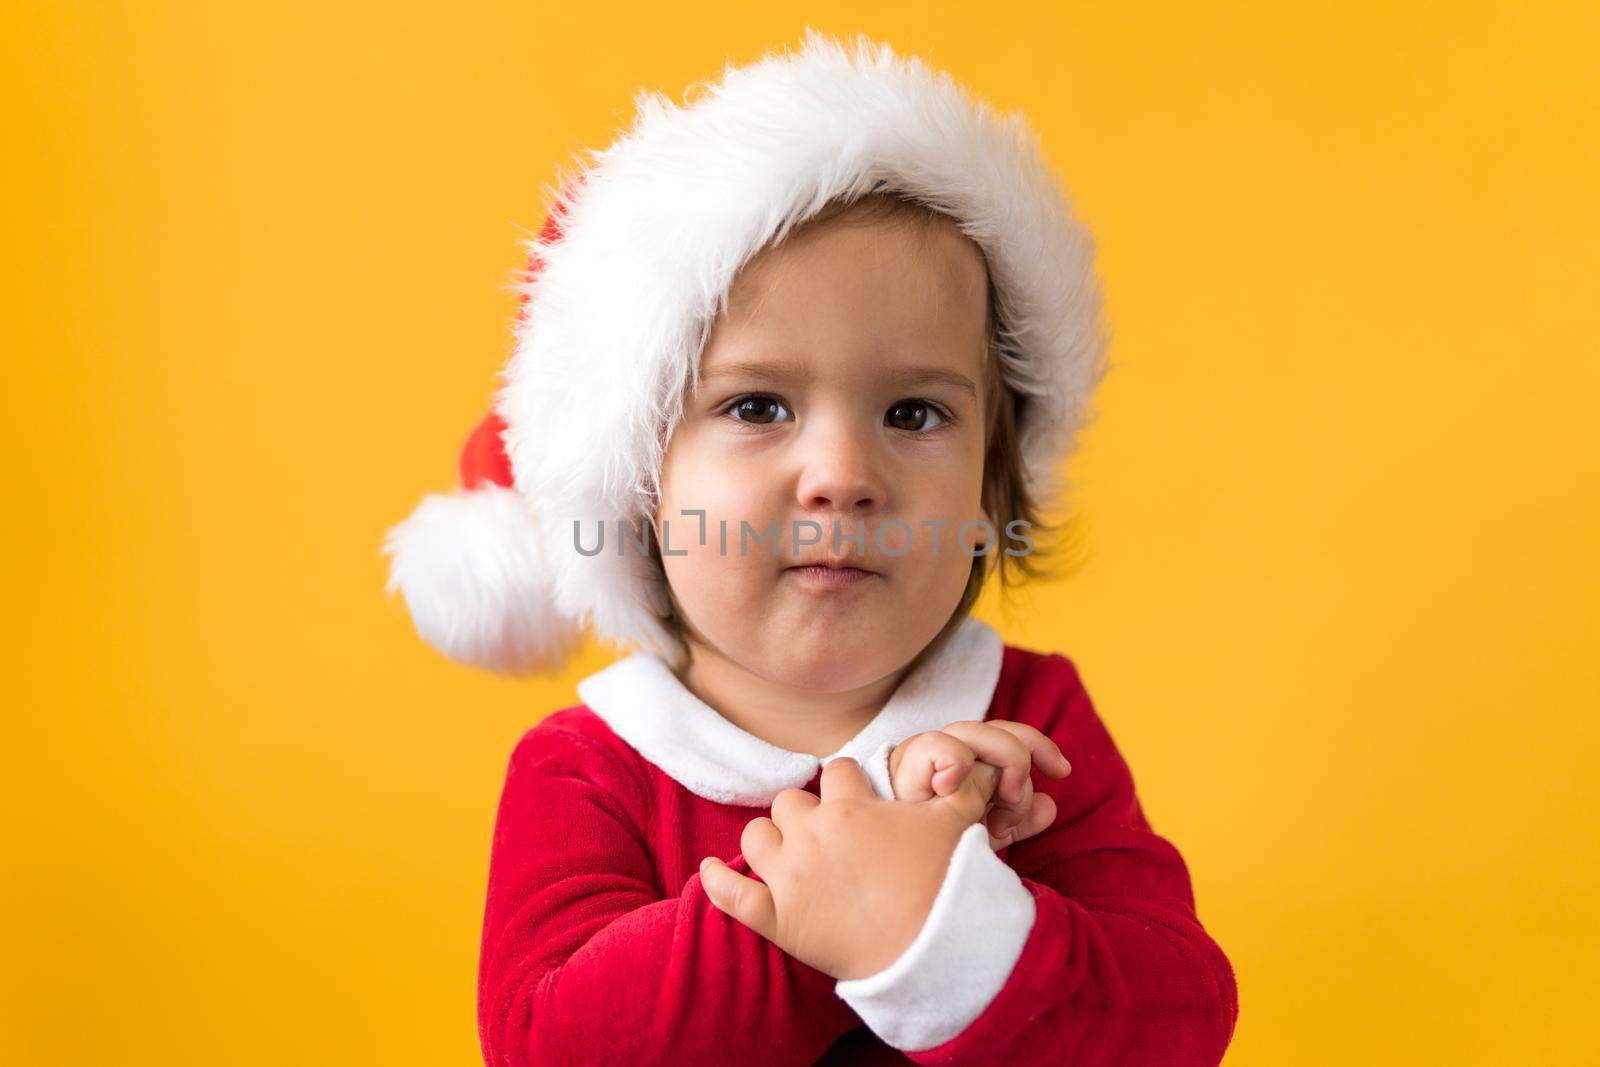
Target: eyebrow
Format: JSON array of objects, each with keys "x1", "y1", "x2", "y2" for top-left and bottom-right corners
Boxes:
[{"x1": 700, "y1": 358, "x2": 978, "y2": 400}]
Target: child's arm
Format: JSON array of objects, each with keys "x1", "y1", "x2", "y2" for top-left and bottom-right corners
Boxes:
[
  {"x1": 834, "y1": 656, "x2": 1239, "y2": 1065},
  {"x1": 477, "y1": 722, "x2": 859, "y2": 1066}
]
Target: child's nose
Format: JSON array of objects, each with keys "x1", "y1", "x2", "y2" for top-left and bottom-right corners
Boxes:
[{"x1": 794, "y1": 426, "x2": 886, "y2": 515}]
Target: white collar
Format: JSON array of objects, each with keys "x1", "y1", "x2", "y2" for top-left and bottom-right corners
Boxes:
[{"x1": 575, "y1": 617, "x2": 1005, "y2": 806}]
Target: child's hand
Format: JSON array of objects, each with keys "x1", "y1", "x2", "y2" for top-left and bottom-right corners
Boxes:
[
  {"x1": 889, "y1": 721, "x2": 1071, "y2": 850},
  {"x1": 698, "y1": 756, "x2": 997, "y2": 981}
]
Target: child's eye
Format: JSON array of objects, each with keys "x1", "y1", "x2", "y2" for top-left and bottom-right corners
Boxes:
[
  {"x1": 724, "y1": 395, "x2": 792, "y2": 426},
  {"x1": 720, "y1": 395, "x2": 951, "y2": 432},
  {"x1": 885, "y1": 399, "x2": 950, "y2": 432}
]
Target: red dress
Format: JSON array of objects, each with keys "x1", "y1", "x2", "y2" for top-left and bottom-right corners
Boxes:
[{"x1": 476, "y1": 618, "x2": 1239, "y2": 1065}]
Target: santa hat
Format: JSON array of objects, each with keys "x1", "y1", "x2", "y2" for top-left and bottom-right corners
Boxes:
[{"x1": 381, "y1": 29, "x2": 1110, "y2": 676}]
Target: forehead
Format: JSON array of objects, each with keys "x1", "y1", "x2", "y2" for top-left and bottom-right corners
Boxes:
[
  {"x1": 704, "y1": 211, "x2": 990, "y2": 383},
  {"x1": 726, "y1": 208, "x2": 988, "y2": 313}
]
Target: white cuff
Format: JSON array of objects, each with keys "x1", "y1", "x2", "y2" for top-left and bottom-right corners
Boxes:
[
  {"x1": 835, "y1": 821, "x2": 1036, "y2": 1051},
  {"x1": 861, "y1": 737, "x2": 898, "y2": 801}
]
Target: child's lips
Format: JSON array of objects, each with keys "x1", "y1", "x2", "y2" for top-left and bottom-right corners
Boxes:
[{"x1": 781, "y1": 563, "x2": 880, "y2": 589}]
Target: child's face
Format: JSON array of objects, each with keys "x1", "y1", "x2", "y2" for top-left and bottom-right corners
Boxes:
[{"x1": 655, "y1": 212, "x2": 992, "y2": 692}]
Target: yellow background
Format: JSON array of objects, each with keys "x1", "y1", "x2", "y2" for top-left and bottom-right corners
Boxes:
[{"x1": 6, "y1": 2, "x2": 1597, "y2": 1063}]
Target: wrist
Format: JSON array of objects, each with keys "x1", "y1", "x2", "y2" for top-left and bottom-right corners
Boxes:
[
  {"x1": 834, "y1": 822, "x2": 1036, "y2": 1051},
  {"x1": 842, "y1": 813, "x2": 969, "y2": 980}
]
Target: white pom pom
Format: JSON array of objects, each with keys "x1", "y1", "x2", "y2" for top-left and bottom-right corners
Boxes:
[{"x1": 381, "y1": 484, "x2": 583, "y2": 675}]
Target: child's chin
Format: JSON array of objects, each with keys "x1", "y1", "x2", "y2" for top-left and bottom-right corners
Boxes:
[{"x1": 762, "y1": 631, "x2": 908, "y2": 692}]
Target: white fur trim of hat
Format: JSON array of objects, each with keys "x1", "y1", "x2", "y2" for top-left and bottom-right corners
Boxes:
[{"x1": 382, "y1": 28, "x2": 1111, "y2": 676}]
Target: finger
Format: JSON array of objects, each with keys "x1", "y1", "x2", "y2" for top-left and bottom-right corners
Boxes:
[
  {"x1": 983, "y1": 721, "x2": 1072, "y2": 779},
  {"x1": 939, "y1": 759, "x2": 1003, "y2": 825},
  {"x1": 987, "y1": 788, "x2": 1057, "y2": 846},
  {"x1": 965, "y1": 759, "x2": 1002, "y2": 807},
  {"x1": 984, "y1": 776, "x2": 1032, "y2": 837},
  {"x1": 984, "y1": 776, "x2": 1034, "y2": 838},
  {"x1": 937, "y1": 721, "x2": 1035, "y2": 804},
  {"x1": 820, "y1": 756, "x2": 876, "y2": 801},
  {"x1": 739, "y1": 816, "x2": 784, "y2": 875},
  {"x1": 768, "y1": 786, "x2": 818, "y2": 830},
  {"x1": 698, "y1": 857, "x2": 778, "y2": 941},
  {"x1": 1016, "y1": 791, "x2": 1058, "y2": 841},
  {"x1": 896, "y1": 732, "x2": 976, "y2": 801}
]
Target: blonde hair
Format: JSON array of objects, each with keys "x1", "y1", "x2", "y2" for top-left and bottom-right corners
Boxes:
[{"x1": 649, "y1": 190, "x2": 1073, "y2": 666}]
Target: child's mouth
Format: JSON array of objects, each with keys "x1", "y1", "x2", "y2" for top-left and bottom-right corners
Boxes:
[{"x1": 782, "y1": 564, "x2": 879, "y2": 589}]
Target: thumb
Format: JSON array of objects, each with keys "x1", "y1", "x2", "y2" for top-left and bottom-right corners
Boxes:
[
  {"x1": 699, "y1": 856, "x2": 778, "y2": 942},
  {"x1": 937, "y1": 760, "x2": 1001, "y2": 826}
]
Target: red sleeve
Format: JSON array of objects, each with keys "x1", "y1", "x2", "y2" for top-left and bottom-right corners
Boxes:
[
  {"x1": 841, "y1": 655, "x2": 1240, "y2": 1064},
  {"x1": 476, "y1": 722, "x2": 859, "y2": 1066}
]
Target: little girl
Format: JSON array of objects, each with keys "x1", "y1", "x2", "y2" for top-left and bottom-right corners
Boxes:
[{"x1": 384, "y1": 31, "x2": 1238, "y2": 1066}]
